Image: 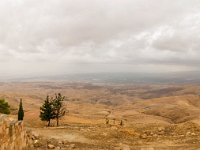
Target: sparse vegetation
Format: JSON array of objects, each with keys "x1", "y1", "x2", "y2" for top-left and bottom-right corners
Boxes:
[
  {"x1": 0, "y1": 99, "x2": 10, "y2": 114},
  {"x1": 2, "y1": 82, "x2": 200, "y2": 149}
]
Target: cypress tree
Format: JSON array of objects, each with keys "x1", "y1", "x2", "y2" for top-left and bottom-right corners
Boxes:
[{"x1": 18, "y1": 99, "x2": 24, "y2": 121}]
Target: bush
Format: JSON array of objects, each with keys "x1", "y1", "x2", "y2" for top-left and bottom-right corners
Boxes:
[{"x1": 0, "y1": 99, "x2": 10, "y2": 114}]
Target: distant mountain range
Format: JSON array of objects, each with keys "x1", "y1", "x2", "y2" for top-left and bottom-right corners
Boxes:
[{"x1": 6, "y1": 71, "x2": 200, "y2": 84}]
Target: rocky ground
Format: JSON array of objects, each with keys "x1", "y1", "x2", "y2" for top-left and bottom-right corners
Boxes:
[{"x1": 27, "y1": 121, "x2": 200, "y2": 150}]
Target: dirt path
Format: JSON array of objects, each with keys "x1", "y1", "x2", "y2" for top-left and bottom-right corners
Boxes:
[{"x1": 32, "y1": 127, "x2": 91, "y2": 143}]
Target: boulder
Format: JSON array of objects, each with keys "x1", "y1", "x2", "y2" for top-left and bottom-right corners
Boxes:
[{"x1": 48, "y1": 144, "x2": 55, "y2": 149}]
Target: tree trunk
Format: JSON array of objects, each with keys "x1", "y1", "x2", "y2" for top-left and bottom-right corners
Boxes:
[
  {"x1": 48, "y1": 119, "x2": 51, "y2": 127},
  {"x1": 56, "y1": 117, "x2": 59, "y2": 126}
]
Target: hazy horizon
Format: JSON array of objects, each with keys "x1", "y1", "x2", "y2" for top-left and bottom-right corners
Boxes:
[
  {"x1": 1, "y1": 71, "x2": 199, "y2": 85},
  {"x1": 0, "y1": 0, "x2": 200, "y2": 79}
]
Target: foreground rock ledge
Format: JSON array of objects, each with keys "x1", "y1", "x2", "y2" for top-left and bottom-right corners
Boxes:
[{"x1": 0, "y1": 114, "x2": 32, "y2": 150}]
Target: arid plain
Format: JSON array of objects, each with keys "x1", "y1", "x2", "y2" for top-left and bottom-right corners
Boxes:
[{"x1": 2, "y1": 82, "x2": 200, "y2": 149}]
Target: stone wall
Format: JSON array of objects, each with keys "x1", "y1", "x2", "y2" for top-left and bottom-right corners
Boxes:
[{"x1": 0, "y1": 114, "x2": 31, "y2": 150}]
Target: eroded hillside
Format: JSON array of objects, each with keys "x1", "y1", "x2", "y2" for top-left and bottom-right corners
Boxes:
[{"x1": 1, "y1": 82, "x2": 200, "y2": 149}]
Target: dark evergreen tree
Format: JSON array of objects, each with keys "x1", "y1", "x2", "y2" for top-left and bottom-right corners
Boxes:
[
  {"x1": 53, "y1": 93, "x2": 66, "y2": 126},
  {"x1": 0, "y1": 99, "x2": 10, "y2": 114},
  {"x1": 18, "y1": 99, "x2": 24, "y2": 121},
  {"x1": 40, "y1": 96, "x2": 55, "y2": 126}
]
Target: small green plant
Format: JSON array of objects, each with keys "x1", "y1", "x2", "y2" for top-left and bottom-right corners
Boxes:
[
  {"x1": 0, "y1": 99, "x2": 10, "y2": 114},
  {"x1": 18, "y1": 99, "x2": 24, "y2": 121}
]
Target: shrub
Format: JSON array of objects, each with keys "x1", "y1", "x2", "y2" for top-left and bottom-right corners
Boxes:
[{"x1": 0, "y1": 99, "x2": 10, "y2": 114}]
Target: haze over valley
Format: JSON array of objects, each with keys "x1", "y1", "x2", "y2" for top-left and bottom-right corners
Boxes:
[{"x1": 1, "y1": 0, "x2": 200, "y2": 149}]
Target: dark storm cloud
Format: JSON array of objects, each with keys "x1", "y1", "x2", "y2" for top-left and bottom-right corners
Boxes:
[{"x1": 0, "y1": 0, "x2": 200, "y2": 77}]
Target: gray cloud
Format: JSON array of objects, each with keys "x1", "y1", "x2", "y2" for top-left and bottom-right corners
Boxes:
[{"x1": 0, "y1": 0, "x2": 200, "y2": 77}]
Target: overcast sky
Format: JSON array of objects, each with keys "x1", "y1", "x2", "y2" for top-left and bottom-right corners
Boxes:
[{"x1": 0, "y1": 0, "x2": 200, "y2": 78}]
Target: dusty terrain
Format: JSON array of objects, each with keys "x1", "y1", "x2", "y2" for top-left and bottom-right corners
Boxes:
[{"x1": 2, "y1": 82, "x2": 200, "y2": 149}]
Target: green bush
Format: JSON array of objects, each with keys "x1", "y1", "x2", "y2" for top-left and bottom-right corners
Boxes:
[{"x1": 0, "y1": 99, "x2": 10, "y2": 114}]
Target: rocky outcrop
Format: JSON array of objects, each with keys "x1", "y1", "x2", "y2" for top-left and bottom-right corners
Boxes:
[{"x1": 0, "y1": 114, "x2": 32, "y2": 150}]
